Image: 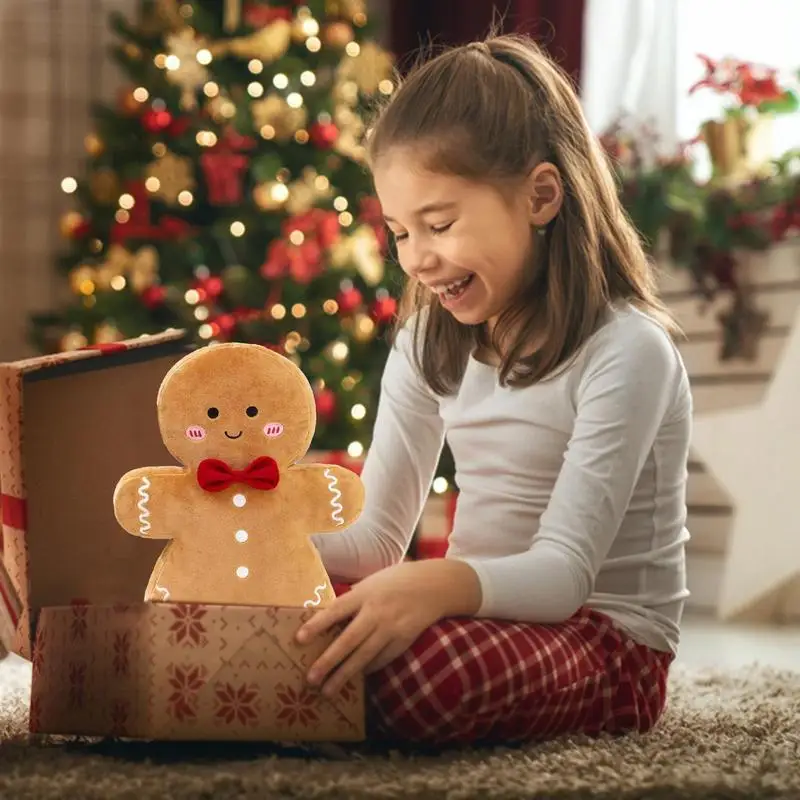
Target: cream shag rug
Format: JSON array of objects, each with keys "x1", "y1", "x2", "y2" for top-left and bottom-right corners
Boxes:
[{"x1": 0, "y1": 653, "x2": 798, "y2": 799}]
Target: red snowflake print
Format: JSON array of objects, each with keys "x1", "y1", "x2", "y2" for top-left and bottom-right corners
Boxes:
[
  {"x1": 275, "y1": 683, "x2": 319, "y2": 728},
  {"x1": 337, "y1": 680, "x2": 359, "y2": 705},
  {"x1": 32, "y1": 638, "x2": 46, "y2": 679},
  {"x1": 214, "y1": 682, "x2": 260, "y2": 726},
  {"x1": 167, "y1": 605, "x2": 208, "y2": 647},
  {"x1": 166, "y1": 663, "x2": 207, "y2": 722},
  {"x1": 68, "y1": 662, "x2": 87, "y2": 709},
  {"x1": 70, "y1": 604, "x2": 88, "y2": 640},
  {"x1": 109, "y1": 701, "x2": 130, "y2": 737},
  {"x1": 113, "y1": 632, "x2": 131, "y2": 676}
]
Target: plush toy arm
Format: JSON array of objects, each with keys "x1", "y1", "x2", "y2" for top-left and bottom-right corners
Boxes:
[
  {"x1": 292, "y1": 464, "x2": 365, "y2": 534},
  {"x1": 113, "y1": 466, "x2": 186, "y2": 540}
]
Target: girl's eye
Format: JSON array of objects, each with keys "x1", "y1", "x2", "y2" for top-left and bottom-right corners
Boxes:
[
  {"x1": 431, "y1": 222, "x2": 453, "y2": 235},
  {"x1": 393, "y1": 231, "x2": 409, "y2": 242}
]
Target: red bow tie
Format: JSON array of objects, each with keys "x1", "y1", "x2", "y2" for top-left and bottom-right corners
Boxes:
[{"x1": 196, "y1": 456, "x2": 280, "y2": 493}]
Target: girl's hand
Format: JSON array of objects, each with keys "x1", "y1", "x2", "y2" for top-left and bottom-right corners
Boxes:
[{"x1": 295, "y1": 559, "x2": 482, "y2": 697}]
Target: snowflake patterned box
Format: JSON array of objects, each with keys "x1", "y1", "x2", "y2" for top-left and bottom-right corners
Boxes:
[{"x1": 0, "y1": 331, "x2": 365, "y2": 742}]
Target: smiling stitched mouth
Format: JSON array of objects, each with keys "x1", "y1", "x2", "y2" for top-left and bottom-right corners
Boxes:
[{"x1": 224, "y1": 430, "x2": 243, "y2": 439}]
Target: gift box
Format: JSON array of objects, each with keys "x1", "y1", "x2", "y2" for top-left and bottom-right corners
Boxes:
[{"x1": 0, "y1": 331, "x2": 365, "y2": 741}]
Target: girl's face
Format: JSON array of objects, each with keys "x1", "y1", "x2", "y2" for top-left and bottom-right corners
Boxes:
[{"x1": 373, "y1": 151, "x2": 559, "y2": 331}]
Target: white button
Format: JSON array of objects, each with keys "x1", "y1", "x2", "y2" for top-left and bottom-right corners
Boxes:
[
  {"x1": 233, "y1": 493, "x2": 246, "y2": 507},
  {"x1": 236, "y1": 566, "x2": 249, "y2": 579},
  {"x1": 235, "y1": 529, "x2": 248, "y2": 543}
]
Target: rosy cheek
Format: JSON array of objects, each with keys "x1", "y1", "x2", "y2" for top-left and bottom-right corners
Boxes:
[
  {"x1": 263, "y1": 422, "x2": 284, "y2": 438},
  {"x1": 185, "y1": 425, "x2": 207, "y2": 441}
]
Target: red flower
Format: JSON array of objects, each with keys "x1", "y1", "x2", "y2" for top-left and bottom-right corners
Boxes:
[
  {"x1": 214, "y1": 682, "x2": 260, "y2": 726},
  {"x1": 275, "y1": 683, "x2": 320, "y2": 728},
  {"x1": 168, "y1": 604, "x2": 209, "y2": 647}
]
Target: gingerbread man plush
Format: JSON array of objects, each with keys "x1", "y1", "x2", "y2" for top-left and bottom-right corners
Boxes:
[{"x1": 113, "y1": 343, "x2": 364, "y2": 609}]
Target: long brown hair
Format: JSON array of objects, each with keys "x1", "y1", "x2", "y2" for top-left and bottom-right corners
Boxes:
[{"x1": 366, "y1": 33, "x2": 680, "y2": 396}]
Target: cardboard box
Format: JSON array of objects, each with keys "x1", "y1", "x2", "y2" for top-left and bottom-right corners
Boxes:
[{"x1": 0, "y1": 331, "x2": 365, "y2": 741}]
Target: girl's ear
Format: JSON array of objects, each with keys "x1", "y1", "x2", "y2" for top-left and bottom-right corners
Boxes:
[{"x1": 526, "y1": 162, "x2": 563, "y2": 226}]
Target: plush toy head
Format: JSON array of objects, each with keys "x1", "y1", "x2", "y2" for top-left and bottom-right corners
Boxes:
[{"x1": 157, "y1": 343, "x2": 316, "y2": 471}]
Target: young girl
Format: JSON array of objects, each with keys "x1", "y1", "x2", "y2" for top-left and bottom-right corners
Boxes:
[{"x1": 295, "y1": 33, "x2": 692, "y2": 747}]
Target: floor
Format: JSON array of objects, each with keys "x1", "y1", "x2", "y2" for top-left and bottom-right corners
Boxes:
[{"x1": 1, "y1": 610, "x2": 799, "y2": 680}]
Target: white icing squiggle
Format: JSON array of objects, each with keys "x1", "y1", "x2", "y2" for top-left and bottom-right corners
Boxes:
[
  {"x1": 137, "y1": 476, "x2": 152, "y2": 535},
  {"x1": 156, "y1": 585, "x2": 170, "y2": 601},
  {"x1": 303, "y1": 583, "x2": 328, "y2": 608},
  {"x1": 323, "y1": 468, "x2": 344, "y2": 526}
]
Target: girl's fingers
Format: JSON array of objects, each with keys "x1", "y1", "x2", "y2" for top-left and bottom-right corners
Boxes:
[
  {"x1": 306, "y1": 611, "x2": 376, "y2": 686},
  {"x1": 321, "y1": 631, "x2": 390, "y2": 697},
  {"x1": 296, "y1": 589, "x2": 361, "y2": 643}
]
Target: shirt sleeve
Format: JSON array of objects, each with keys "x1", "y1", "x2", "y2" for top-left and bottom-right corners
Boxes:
[
  {"x1": 458, "y1": 316, "x2": 688, "y2": 623},
  {"x1": 312, "y1": 318, "x2": 446, "y2": 581}
]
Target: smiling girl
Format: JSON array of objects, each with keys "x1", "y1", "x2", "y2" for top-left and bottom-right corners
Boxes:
[{"x1": 295, "y1": 33, "x2": 693, "y2": 747}]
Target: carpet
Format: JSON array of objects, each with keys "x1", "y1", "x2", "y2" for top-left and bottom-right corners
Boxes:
[{"x1": 1, "y1": 654, "x2": 798, "y2": 800}]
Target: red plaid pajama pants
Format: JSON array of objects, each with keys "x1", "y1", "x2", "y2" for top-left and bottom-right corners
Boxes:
[{"x1": 363, "y1": 607, "x2": 674, "y2": 746}]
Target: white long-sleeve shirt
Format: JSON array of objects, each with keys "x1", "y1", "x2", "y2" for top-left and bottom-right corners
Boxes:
[{"x1": 313, "y1": 302, "x2": 693, "y2": 655}]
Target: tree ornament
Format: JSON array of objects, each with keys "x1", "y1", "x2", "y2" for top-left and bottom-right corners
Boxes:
[
  {"x1": 370, "y1": 295, "x2": 397, "y2": 324},
  {"x1": 243, "y1": 2, "x2": 292, "y2": 28},
  {"x1": 337, "y1": 286, "x2": 362, "y2": 314},
  {"x1": 94, "y1": 321, "x2": 122, "y2": 344},
  {"x1": 314, "y1": 387, "x2": 337, "y2": 422},
  {"x1": 60, "y1": 211, "x2": 90, "y2": 240},
  {"x1": 329, "y1": 224, "x2": 384, "y2": 286},
  {"x1": 253, "y1": 180, "x2": 289, "y2": 211},
  {"x1": 84, "y1": 132, "x2": 105, "y2": 157},
  {"x1": 141, "y1": 107, "x2": 174, "y2": 134},
  {"x1": 118, "y1": 86, "x2": 144, "y2": 116},
  {"x1": 164, "y1": 29, "x2": 211, "y2": 110},
  {"x1": 323, "y1": 22, "x2": 354, "y2": 49},
  {"x1": 89, "y1": 168, "x2": 121, "y2": 205},
  {"x1": 251, "y1": 94, "x2": 307, "y2": 141},
  {"x1": 100, "y1": 244, "x2": 160, "y2": 293},
  {"x1": 61, "y1": 329, "x2": 89, "y2": 351},
  {"x1": 146, "y1": 151, "x2": 196, "y2": 205},
  {"x1": 123, "y1": 42, "x2": 143, "y2": 60},
  {"x1": 285, "y1": 167, "x2": 333, "y2": 215},
  {"x1": 352, "y1": 312, "x2": 376, "y2": 342},
  {"x1": 309, "y1": 121, "x2": 339, "y2": 150},
  {"x1": 325, "y1": 0, "x2": 366, "y2": 20},
  {"x1": 210, "y1": 19, "x2": 292, "y2": 63},
  {"x1": 155, "y1": 0, "x2": 185, "y2": 30},
  {"x1": 141, "y1": 284, "x2": 168, "y2": 309},
  {"x1": 336, "y1": 42, "x2": 393, "y2": 95}
]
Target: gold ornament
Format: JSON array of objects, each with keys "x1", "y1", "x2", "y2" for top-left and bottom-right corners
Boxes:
[
  {"x1": 285, "y1": 167, "x2": 333, "y2": 215},
  {"x1": 146, "y1": 151, "x2": 196, "y2": 205},
  {"x1": 334, "y1": 128, "x2": 366, "y2": 163},
  {"x1": 60, "y1": 211, "x2": 85, "y2": 239},
  {"x1": 164, "y1": 29, "x2": 210, "y2": 109},
  {"x1": 337, "y1": 42, "x2": 394, "y2": 95},
  {"x1": 89, "y1": 168, "x2": 120, "y2": 205},
  {"x1": 69, "y1": 265, "x2": 97, "y2": 295},
  {"x1": 251, "y1": 93, "x2": 307, "y2": 141},
  {"x1": 94, "y1": 322, "x2": 122, "y2": 344},
  {"x1": 119, "y1": 86, "x2": 143, "y2": 115},
  {"x1": 352, "y1": 312, "x2": 376, "y2": 342},
  {"x1": 100, "y1": 244, "x2": 160, "y2": 293},
  {"x1": 205, "y1": 93, "x2": 237, "y2": 123},
  {"x1": 252, "y1": 181, "x2": 289, "y2": 211},
  {"x1": 323, "y1": 22, "x2": 354, "y2": 49},
  {"x1": 84, "y1": 132, "x2": 105, "y2": 157},
  {"x1": 61, "y1": 329, "x2": 89, "y2": 351},
  {"x1": 123, "y1": 42, "x2": 143, "y2": 60},
  {"x1": 210, "y1": 19, "x2": 292, "y2": 63},
  {"x1": 326, "y1": 0, "x2": 366, "y2": 19},
  {"x1": 333, "y1": 78, "x2": 360, "y2": 108},
  {"x1": 329, "y1": 224, "x2": 384, "y2": 286}
]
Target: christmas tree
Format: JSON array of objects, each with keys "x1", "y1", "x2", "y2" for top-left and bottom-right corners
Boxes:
[{"x1": 31, "y1": 0, "x2": 409, "y2": 465}]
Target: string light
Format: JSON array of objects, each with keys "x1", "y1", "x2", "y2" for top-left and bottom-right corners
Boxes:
[
  {"x1": 378, "y1": 80, "x2": 394, "y2": 95},
  {"x1": 291, "y1": 303, "x2": 307, "y2": 318},
  {"x1": 119, "y1": 193, "x2": 135, "y2": 210},
  {"x1": 154, "y1": 53, "x2": 167, "y2": 68},
  {"x1": 260, "y1": 124, "x2": 276, "y2": 140},
  {"x1": 61, "y1": 177, "x2": 77, "y2": 193},
  {"x1": 196, "y1": 131, "x2": 218, "y2": 147},
  {"x1": 341, "y1": 375, "x2": 356, "y2": 391},
  {"x1": 432, "y1": 477, "x2": 449, "y2": 494},
  {"x1": 165, "y1": 54, "x2": 181, "y2": 71},
  {"x1": 333, "y1": 196, "x2": 348, "y2": 211},
  {"x1": 196, "y1": 48, "x2": 212, "y2": 65},
  {"x1": 185, "y1": 289, "x2": 201, "y2": 305},
  {"x1": 289, "y1": 230, "x2": 305, "y2": 245},
  {"x1": 306, "y1": 37, "x2": 321, "y2": 52},
  {"x1": 110, "y1": 275, "x2": 126, "y2": 291},
  {"x1": 133, "y1": 87, "x2": 149, "y2": 102},
  {"x1": 338, "y1": 211, "x2": 354, "y2": 226},
  {"x1": 294, "y1": 129, "x2": 309, "y2": 144},
  {"x1": 300, "y1": 70, "x2": 316, "y2": 86},
  {"x1": 345, "y1": 42, "x2": 361, "y2": 57},
  {"x1": 271, "y1": 183, "x2": 290, "y2": 203},
  {"x1": 330, "y1": 341, "x2": 349, "y2": 362},
  {"x1": 152, "y1": 142, "x2": 167, "y2": 157},
  {"x1": 247, "y1": 82, "x2": 264, "y2": 98},
  {"x1": 348, "y1": 441, "x2": 364, "y2": 458},
  {"x1": 203, "y1": 81, "x2": 219, "y2": 97},
  {"x1": 248, "y1": 59, "x2": 263, "y2": 74},
  {"x1": 79, "y1": 279, "x2": 95, "y2": 296},
  {"x1": 353, "y1": 11, "x2": 367, "y2": 26},
  {"x1": 178, "y1": 190, "x2": 193, "y2": 206},
  {"x1": 350, "y1": 404, "x2": 366, "y2": 420},
  {"x1": 286, "y1": 92, "x2": 303, "y2": 108},
  {"x1": 271, "y1": 303, "x2": 287, "y2": 320},
  {"x1": 315, "y1": 175, "x2": 330, "y2": 191},
  {"x1": 230, "y1": 221, "x2": 246, "y2": 237},
  {"x1": 323, "y1": 299, "x2": 338, "y2": 315},
  {"x1": 301, "y1": 17, "x2": 319, "y2": 37},
  {"x1": 273, "y1": 73, "x2": 289, "y2": 89},
  {"x1": 114, "y1": 210, "x2": 130, "y2": 224},
  {"x1": 198, "y1": 323, "x2": 214, "y2": 339},
  {"x1": 194, "y1": 306, "x2": 210, "y2": 320}
]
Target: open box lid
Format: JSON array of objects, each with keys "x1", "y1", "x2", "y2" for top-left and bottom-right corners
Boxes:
[{"x1": 0, "y1": 329, "x2": 191, "y2": 659}]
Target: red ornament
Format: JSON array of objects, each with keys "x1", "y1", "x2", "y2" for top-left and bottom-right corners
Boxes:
[
  {"x1": 337, "y1": 287, "x2": 363, "y2": 314},
  {"x1": 314, "y1": 388, "x2": 337, "y2": 422},
  {"x1": 167, "y1": 116, "x2": 192, "y2": 137},
  {"x1": 141, "y1": 285, "x2": 167, "y2": 308},
  {"x1": 214, "y1": 313, "x2": 237, "y2": 340},
  {"x1": 199, "y1": 276, "x2": 225, "y2": 299},
  {"x1": 141, "y1": 108, "x2": 174, "y2": 134},
  {"x1": 244, "y1": 2, "x2": 293, "y2": 27},
  {"x1": 261, "y1": 238, "x2": 322, "y2": 284},
  {"x1": 371, "y1": 296, "x2": 397, "y2": 323},
  {"x1": 309, "y1": 121, "x2": 339, "y2": 150}
]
